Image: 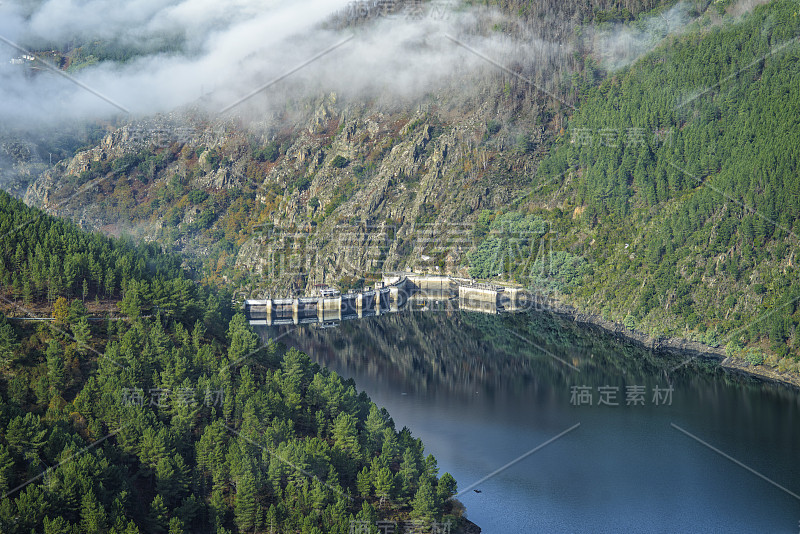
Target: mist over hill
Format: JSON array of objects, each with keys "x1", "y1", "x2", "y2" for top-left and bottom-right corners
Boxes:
[{"x1": 5, "y1": 0, "x2": 800, "y2": 380}]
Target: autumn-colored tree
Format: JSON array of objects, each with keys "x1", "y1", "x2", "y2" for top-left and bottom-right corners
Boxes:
[{"x1": 52, "y1": 296, "x2": 70, "y2": 327}]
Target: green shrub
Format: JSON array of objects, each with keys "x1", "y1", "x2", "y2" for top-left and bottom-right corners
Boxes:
[
  {"x1": 111, "y1": 153, "x2": 142, "y2": 173},
  {"x1": 196, "y1": 208, "x2": 216, "y2": 229},
  {"x1": 206, "y1": 149, "x2": 221, "y2": 170},
  {"x1": 187, "y1": 190, "x2": 208, "y2": 204},
  {"x1": 166, "y1": 207, "x2": 182, "y2": 227},
  {"x1": 468, "y1": 211, "x2": 552, "y2": 281},
  {"x1": 331, "y1": 155, "x2": 349, "y2": 168},
  {"x1": 293, "y1": 176, "x2": 312, "y2": 192},
  {"x1": 745, "y1": 348, "x2": 764, "y2": 366},
  {"x1": 515, "y1": 134, "x2": 534, "y2": 153},
  {"x1": 472, "y1": 210, "x2": 494, "y2": 238},
  {"x1": 725, "y1": 341, "x2": 742, "y2": 358},
  {"x1": 623, "y1": 314, "x2": 636, "y2": 331},
  {"x1": 253, "y1": 143, "x2": 279, "y2": 162},
  {"x1": 324, "y1": 197, "x2": 344, "y2": 217}
]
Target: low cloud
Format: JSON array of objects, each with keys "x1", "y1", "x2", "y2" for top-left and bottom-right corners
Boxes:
[
  {"x1": 0, "y1": 0, "x2": 564, "y2": 128},
  {"x1": 590, "y1": 2, "x2": 695, "y2": 71},
  {"x1": 0, "y1": 0, "x2": 713, "y2": 144}
]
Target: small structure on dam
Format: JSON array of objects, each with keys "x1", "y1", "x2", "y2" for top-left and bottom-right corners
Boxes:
[{"x1": 245, "y1": 274, "x2": 534, "y2": 325}]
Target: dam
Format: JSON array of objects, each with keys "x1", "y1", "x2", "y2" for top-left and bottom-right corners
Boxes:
[{"x1": 245, "y1": 274, "x2": 537, "y2": 325}]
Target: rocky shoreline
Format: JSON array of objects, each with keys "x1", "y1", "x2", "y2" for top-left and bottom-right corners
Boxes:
[
  {"x1": 540, "y1": 297, "x2": 800, "y2": 389},
  {"x1": 461, "y1": 518, "x2": 482, "y2": 534}
]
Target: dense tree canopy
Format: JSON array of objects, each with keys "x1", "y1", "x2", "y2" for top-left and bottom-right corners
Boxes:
[
  {"x1": 0, "y1": 193, "x2": 463, "y2": 533},
  {"x1": 527, "y1": 0, "x2": 800, "y2": 366}
]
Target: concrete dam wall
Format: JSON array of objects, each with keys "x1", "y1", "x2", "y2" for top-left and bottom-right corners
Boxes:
[{"x1": 245, "y1": 274, "x2": 536, "y2": 325}]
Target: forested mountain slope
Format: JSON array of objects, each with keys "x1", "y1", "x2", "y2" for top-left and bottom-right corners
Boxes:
[
  {"x1": 532, "y1": 0, "x2": 800, "y2": 370},
  {"x1": 0, "y1": 193, "x2": 466, "y2": 533},
  {"x1": 0, "y1": 189, "x2": 224, "y2": 324},
  {"x1": 18, "y1": 0, "x2": 684, "y2": 295},
  {"x1": 14, "y1": 0, "x2": 800, "y2": 377}
]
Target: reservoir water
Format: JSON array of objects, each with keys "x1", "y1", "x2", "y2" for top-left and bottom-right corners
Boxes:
[{"x1": 254, "y1": 309, "x2": 800, "y2": 533}]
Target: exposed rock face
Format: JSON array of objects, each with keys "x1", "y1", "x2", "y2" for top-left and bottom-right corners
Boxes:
[
  {"x1": 232, "y1": 95, "x2": 542, "y2": 295},
  {"x1": 0, "y1": 136, "x2": 48, "y2": 197},
  {"x1": 21, "y1": 90, "x2": 554, "y2": 296}
]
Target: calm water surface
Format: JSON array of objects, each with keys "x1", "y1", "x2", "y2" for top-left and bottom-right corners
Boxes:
[{"x1": 255, "y1": 310, "x2": 800, "y2": 533}]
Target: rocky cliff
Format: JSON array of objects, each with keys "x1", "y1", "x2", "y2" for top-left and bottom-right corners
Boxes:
[{"x1": 22, "y1": 84, "x2": 558, "y2": 296}]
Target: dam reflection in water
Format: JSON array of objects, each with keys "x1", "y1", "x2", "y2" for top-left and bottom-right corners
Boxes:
[{"x1": 254, "y1": 310, "x2": 800, "y2": 533}]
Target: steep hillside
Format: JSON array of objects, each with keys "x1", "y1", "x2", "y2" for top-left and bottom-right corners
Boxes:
[
  {"x1": 19, "y1": 0, "x2": 689, "y2": 293},
  {"x1": 14, "y1": 0, "x2": 692, "y2": 282},
  {"x1": 23, "y1": 89, "x2": 556, "y2": 294},
  {"x1": 0, "y1": 192, "x2": 470, "y2": 533},
  {"x1": 18, "y1": 0, "x2": 800, "y2": 376},
  {"x1": 531, "y1": 0, "x2": 800, "y2": 370}
]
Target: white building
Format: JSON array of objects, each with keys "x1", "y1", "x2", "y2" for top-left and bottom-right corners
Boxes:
[{"x1": 9, "y1": 54, "x2": 35, "y2": 65}]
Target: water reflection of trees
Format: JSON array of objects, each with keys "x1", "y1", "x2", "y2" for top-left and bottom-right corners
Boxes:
[
  {"x1": 255, "y1": 310, "x2": 731, "y2": 399},
  {"x1": 256, "y1": 309, "x2": 800, "y2": 415}
]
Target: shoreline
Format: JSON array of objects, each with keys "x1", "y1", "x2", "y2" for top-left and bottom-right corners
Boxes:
[
  {"x1": 539, "y1": 296, "x2": 800, "y2": 390},
  {"x1": 461, "y1": 518, "x2": 482, "y2": 534},
  {"x1": 254, "y1": 269, "x2": 800, "y2": 391}
]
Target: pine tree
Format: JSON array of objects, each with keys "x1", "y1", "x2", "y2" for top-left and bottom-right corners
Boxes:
[
  {"x1": 437, "y1": 472, "x2": 457, "y2": 503},
  {"x1": 234, "y1": 471, "x2": 259, "y2": 532},
  {"x1": 0, "y1": 321, "x2": 20, "y2": 370},
  {"x1": 379, "y1": 428, "x2": 398, "y2": 464},
  {"x1": 147, "y1": 494, "x2": 169, "y2": 534},
  {"x1": 46, "y1": 339, "x2": 65, "y2": 394},
  {"x1": 399, "y1": 447, "x2": 419, "y2": 498},
  {"x1": 357, "y1": 466, "x2": 372, "y2": 498},
  {"x1": 80, "y1": 490, "x2": 108, "y2": 534},
  {"x1": 210, "y1": 488, "x2": 227, "y2": 531},
  {"x1": 43, "y1": 516, "x2": 73, "y2": 534},
  {"x1": 22, "y1": 278, "x2": 32, "y2": 305},
  {"x1": 140, "y1": 426, "x2": 168, "y2": 469},
  {"x1": 423, "y1": 454, "x2": 439, "y2": 482},
  {"x1": 364, "y1": 404, "x2": 387, "y2": 454},
  {"x1": 355, "y1": 501, "x2": 378, "y2": 531},
  {"x1": 311, "y1": 478, "x2": 328, "y2": 509},
  {"x1": 264, "y1": 504, "x2": 279, "y2": 534},
  {"x1": 373, "y1": 467, "x2": 394, "y2": 503},
  {"x1": 192, "y1": 320, "x2": 205, "y2": 352},
  {"x1": 227, "y1": 313, "x2": 259, "y2": 362},
  {"x1": 173, "y1": 494, "x2": 201, "y2": 528},
  {"x1": 168, "y1": 517, "x2": 185, "y2": 534},
  {"x1": 172, "y1": 453, "x2": 191, "y2": 501},
  {"x1": 411, "y1": 478, "x2": 438, "y2": 522},
  {"x1": 0, "y1": 444, "x2": 13, "y2": 496},
  {"x1": 104, "y1": 267, "x2": 115, "y2": 297},
  {"x1": 332, "y1": 413, "x2": 360, "y2": 456},
  {"x1": 119, "y1": 282, "x2": 141, "y2": 318},
  {"x1": 156, "y1": 456, "x2": 177, "y2": 506},
  {"x1": 121, "y1": 520, "x2": 141, "y2": 534},
  {"x1": 5, "y1": 413, "x2": 47, "y2": 456},
  {"x1": 72, "y1": 316, "x2": 91, "y2": 354}
]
